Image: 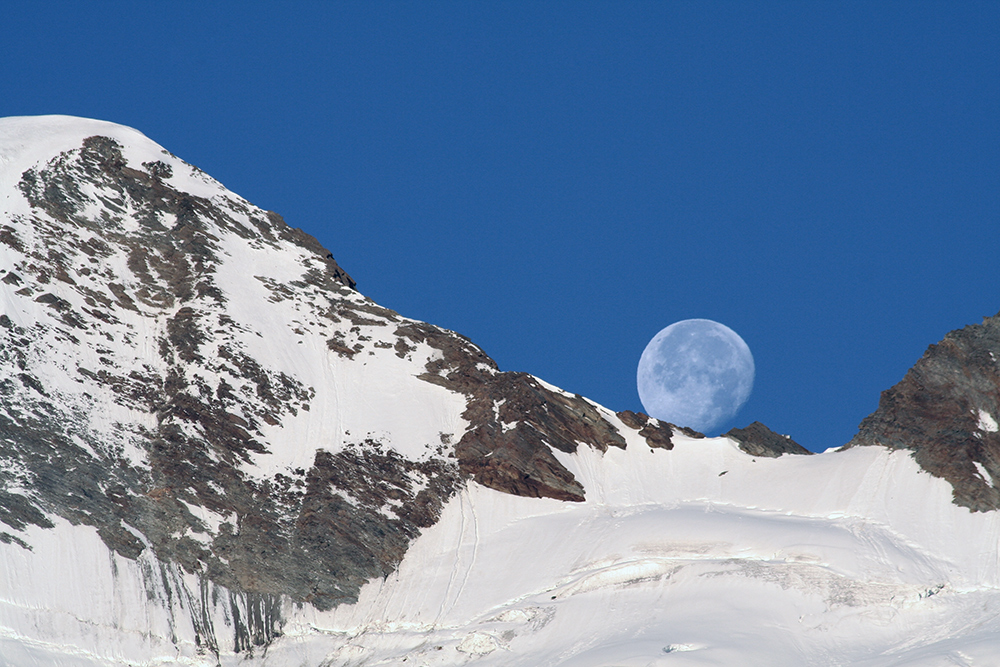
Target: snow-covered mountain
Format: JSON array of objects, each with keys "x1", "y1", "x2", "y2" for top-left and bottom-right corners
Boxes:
[{"x1": 1, "y1": 116, "x2": 999, "y2": 666}]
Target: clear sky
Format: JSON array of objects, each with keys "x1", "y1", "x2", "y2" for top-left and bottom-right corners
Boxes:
[{"x1": 3, "y1": 2, "x2": 998, "y2": 450}]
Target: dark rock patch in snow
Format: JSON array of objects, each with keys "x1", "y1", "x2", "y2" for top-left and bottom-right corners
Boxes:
[
  {"x1": 396, "y1": 321, "x2": 631, "y2": 502},
  {"x1": 726, "y1": 422, "x2": 811, "y2": 458},
  {"x1": 616, "y1": 410, "x2": 674, "y2": 450}
]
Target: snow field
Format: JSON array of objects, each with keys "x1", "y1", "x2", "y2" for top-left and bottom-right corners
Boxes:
[{"x1": 271, "y1": 439, "x2": 1000, "y2": 665}]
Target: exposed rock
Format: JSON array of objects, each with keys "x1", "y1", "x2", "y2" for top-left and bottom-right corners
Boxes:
[
  {"x1": 674, "y1": 425, "x2": 706, "y2": 439},
  {"x1": 846, "y1": 313, "x2": 1000, "y2": 511},
  {"x1": 396, "y1": 321, "x2": 629, "y2": 502},
  {"x1": 725, "y1": 422, "x2": 811, "y2": 458},
  {"x1": 616, "y1": 410, "x2": 674, "y2": 450}
]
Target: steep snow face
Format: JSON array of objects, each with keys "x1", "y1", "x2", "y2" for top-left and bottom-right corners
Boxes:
[
  {"x1": 0, "y1": 115, "x2": 473, "y2": 620},
  {"x1": 0, "y1": 117, "x2": 460, "y2": 465}
]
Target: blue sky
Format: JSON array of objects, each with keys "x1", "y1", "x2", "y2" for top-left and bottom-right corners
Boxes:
[{"x1": 3, "y1": 2, "x2": 998, "y2": 450}]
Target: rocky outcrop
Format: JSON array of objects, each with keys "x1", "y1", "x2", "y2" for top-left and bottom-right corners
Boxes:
[
  {"x1": 847, "y1": 313, "x2": 1000, "y2": 511},
  {"x1": 396, "y1": 321, "x2": 631, "y2": 502},
  {"x1": 616, "y1": 410, "x2": 677, "y2": 450},
  {"x1": 726, "y1": 422, "x2": 811, "y2": 458}
]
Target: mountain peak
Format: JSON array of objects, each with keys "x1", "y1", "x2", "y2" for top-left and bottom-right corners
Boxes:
[
  {"x1": 847, "y1": 312, "x2": 1000, "y2": 511},
  {"x1": 0, "y1": 115, "x2": 669, "y2": 615},
  {"x1": 0, "y1": 116, "x2": 187, "y2": 193}
]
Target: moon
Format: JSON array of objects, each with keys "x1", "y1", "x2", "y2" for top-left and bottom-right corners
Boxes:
[{"x1": 636, "y1": 319, "x2": 755, "y2": 434}]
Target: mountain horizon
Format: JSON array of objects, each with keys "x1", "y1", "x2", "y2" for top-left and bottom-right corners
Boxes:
[{"x1": 1, "y1": 115, "x2": 999, "y2": 666}]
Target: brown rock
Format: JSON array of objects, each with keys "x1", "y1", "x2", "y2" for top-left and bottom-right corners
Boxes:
[
  {"x1": 846, "y1": 313, "x2": 1000, "y2": 511},
  {"x1": 725, "y1": 422, "x2": 811, "y2": 458}
]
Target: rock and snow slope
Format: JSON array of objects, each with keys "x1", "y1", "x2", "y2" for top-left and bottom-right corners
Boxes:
[{"x1": 1, "y1": 116, "x2": 999, "y2": 665}]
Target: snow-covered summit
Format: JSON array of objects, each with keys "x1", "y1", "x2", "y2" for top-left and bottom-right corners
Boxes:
[
  {"x1": 0, "y1": 115, "x2": 224, "y2": 201},
  {"x1": 0, "y1": 114, "x2": 673, "y2": 651},
  {"x1": 1, "y1": 116, "x2": 999, "y2": 665}
]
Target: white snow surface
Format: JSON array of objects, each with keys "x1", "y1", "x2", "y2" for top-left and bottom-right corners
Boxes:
[
  {"x1": 1, "y1": 117, "x2": 999, "y2": 665},
  {"x1": 4, "y1": 436, "x2": 1000, "y2": 666}
]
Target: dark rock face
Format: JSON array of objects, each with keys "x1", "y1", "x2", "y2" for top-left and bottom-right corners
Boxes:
[
  {"x1": 847, "y1": 314, "x2": 1000, "y2": 511},
  {"x1": 616, "y1": 410, "x2": 676, "y2": 450},
  {"x1": 725, "y1": 422, "x2": 811, "y2": 458},
  {"x1": 395, "y1": 321, "x2": 632, "y2": 503}
]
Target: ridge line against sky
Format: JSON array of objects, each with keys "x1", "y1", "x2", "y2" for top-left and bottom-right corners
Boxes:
[{"x1": 2, "y1": 1, "x2": 998, "y2": 450}]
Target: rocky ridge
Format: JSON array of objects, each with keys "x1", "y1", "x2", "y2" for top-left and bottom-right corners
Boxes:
[
  {"x1": 726, "y1": 421, "x2": 812, "y2": 458},
  {"x1": 847, "y1": 313, "x2": 1000, "y2": 511}
]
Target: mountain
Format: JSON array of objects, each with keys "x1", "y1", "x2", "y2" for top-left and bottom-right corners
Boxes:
[
  {"x1": 1, "y1": 116, "x2": 999, "y2": 666},
  {"x1": 847, "y1": 315, "x2": 1000, "y2": 512}
]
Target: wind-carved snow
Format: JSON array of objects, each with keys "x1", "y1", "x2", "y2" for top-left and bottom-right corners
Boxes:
[{"x1": 258, "y1": 438, "x2": 1000, "y2": 667}]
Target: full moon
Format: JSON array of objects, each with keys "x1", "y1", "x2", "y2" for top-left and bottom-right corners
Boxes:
[{"x1": 636, "y1": 319, "x2": 755, "y2": 434}]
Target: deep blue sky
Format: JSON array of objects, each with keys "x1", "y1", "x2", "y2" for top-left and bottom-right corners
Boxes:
[{"x1": 3, "y1": 3, "x2": 998, "y2": 450}]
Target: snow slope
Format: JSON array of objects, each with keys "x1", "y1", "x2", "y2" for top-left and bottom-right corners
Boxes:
[
  {"x1": 270, "y1": 433, "x2": 1000, "y2": 666},
  {"x1": 0, "y1": 115, "x2": 468, "y2": 470},
  {"x1": 4, "y1": 435, "x2": 1000, "y2": 666}
]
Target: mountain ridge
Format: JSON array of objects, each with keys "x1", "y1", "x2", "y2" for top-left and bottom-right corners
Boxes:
[
  {"x1": 847, "y1": 312, "x2": 1000, "y2": 511},
  {"x1": 0, "y1": 115, "x2": 684, "y2": 617},
  {"x1": 2, "y1": 116, "x2": 999, "y2": 666}
]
